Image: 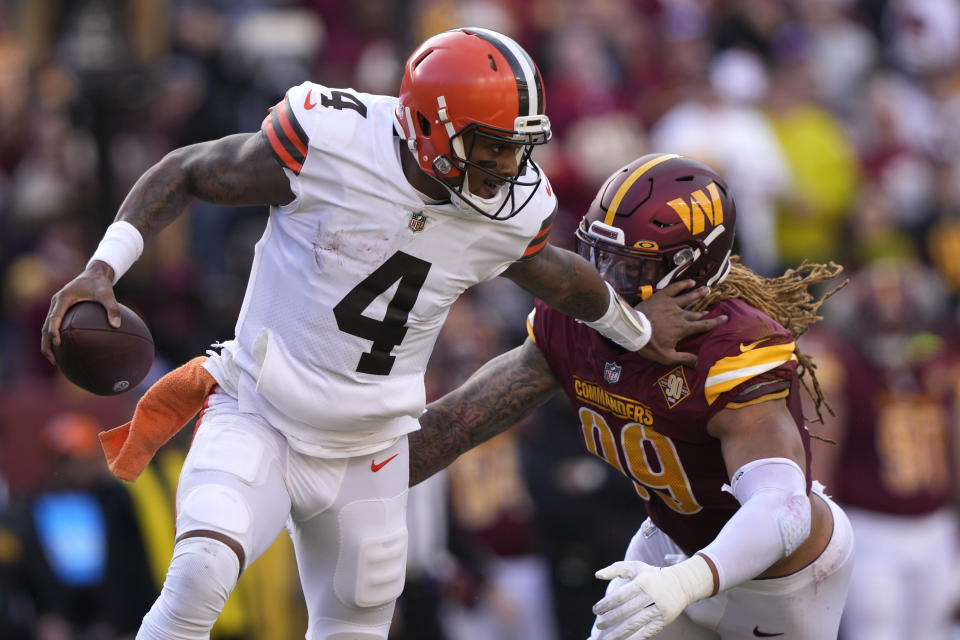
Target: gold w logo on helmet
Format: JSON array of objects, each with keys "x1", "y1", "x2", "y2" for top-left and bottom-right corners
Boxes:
[{"x1": 666, "y1": 183, "x2": 724, "y2": 234}]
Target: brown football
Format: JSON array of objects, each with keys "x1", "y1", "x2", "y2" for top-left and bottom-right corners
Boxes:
[{"x1": 52, "y1": 301, "x2": 155, "y2": 395}]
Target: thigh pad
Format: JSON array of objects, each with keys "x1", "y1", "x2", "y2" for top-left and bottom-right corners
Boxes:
[
  {"x1": 179, "y1": 484, "x2": 253, "y2": 537},
  {"x1": 334, "y1": 493, "x2": 408, "y2": 609},
  {"x1": 189, "y1": 424, "x2": 267, "y2": 485}
]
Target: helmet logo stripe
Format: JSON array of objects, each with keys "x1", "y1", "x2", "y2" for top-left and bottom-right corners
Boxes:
[
  {"x1": 704, "y1": 183, "x2": 724, "y2": 224},
  {"x1": 667, "y1": 183, "x2": 725, "y2": 234},
  {"x1": 512, "y1": 44, "x2": 544, "y2": 115},
  {"x1": 668, "y1": 198, "x2": 693, "y2": 232},
  {"x1": 465, "y1": 27, "x2": 540, "y2": 117},
  {"x1": 604, "y1": 154, "x2": 680, "y2": 225}
]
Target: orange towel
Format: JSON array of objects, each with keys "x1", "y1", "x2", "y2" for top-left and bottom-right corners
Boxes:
[{"x1": 99, "y1": 355, "x2": 215, "y2": 482}]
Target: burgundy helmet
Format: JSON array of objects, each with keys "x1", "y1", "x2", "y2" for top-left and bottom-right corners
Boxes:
[{"x1": 575, "y1": 153, "x2": 736, "y2": 305}]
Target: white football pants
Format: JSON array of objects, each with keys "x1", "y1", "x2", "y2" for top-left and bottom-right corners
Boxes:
[{"x1": 137, "y1": 388, "x2": 410, "y2": 640}]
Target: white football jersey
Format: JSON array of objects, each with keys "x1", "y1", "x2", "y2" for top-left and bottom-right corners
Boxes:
[{"x1": 203, "y1": 82, "x2": 557, "y2": 457}]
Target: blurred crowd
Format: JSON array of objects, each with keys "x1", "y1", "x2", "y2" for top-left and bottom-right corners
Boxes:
[{"x1": 1, "y1": 0, "x2": 960, "y2": 639}]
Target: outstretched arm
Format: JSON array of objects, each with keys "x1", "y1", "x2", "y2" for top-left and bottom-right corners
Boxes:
[
  {"x1": 502, "y1": 242, "x2": 611, "y2": 321},
  {"x1": 41, "y1": 132, "x2": 292, "y2": 363},
  {"x1": 593, "y1": 399, "x2": 823, "y2": 639},
  {"x1": 410, "y1": 338, "x2": 560, "y2": 486},
  {"x1": 502, "y1": 243, "x2": 727, "y2": 367}
]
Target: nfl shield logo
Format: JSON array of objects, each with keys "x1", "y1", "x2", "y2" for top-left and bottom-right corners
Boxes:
[
  {"x1": 603, "y1": 362, "x2": 622, "y2": 384},
  {"x1": 409, "y1": 212, "x2": 427, "y2": 232}
]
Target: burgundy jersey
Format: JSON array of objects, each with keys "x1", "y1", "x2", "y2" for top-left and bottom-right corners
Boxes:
[
  {"x1": 823, "y1": 339, "x2": 959, "y2": 515},
  {"x1": 529, "y1": 297, "x2": 811, "y2": 555}
]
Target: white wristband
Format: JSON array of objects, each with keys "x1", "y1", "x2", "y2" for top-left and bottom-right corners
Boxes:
[
  {"x1": 593, "y1": 554, "x2": 714, "y2": 633},
  {"x1": 86, "y1": 221, "x2": 144, "y2": 284},
  {"x1": 666, "y1": 554, "x2": 716, "y2": 605},
  {"x1": 584, "y1": 281, "x2": 652, "y2": 351}
]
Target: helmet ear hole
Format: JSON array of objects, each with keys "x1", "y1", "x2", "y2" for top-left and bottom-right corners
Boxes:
[
  {"x1": 413, "y1": 50, "x2": 432, "y2": 68},
  {"x1": 417, "y1": 113, "x2": 432, "y2": 137}
]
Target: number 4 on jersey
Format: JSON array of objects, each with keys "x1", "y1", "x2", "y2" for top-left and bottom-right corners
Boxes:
[
  {"x1": 334, "y1": 251, "x2": 431, "y2": 375},
  {"x1": 321, "y1": 90, "x2": 367, "y2": 118}
]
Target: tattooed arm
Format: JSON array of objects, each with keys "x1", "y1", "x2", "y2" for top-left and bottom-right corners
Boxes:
[
  {"x1": 409, "y1": 338, "x2": 560, "y2": 486},
  {"x1": 117, "y1": 132, "x2": 293, "y2": 238},
  {"x1": 503, "y1": 243, "x2": 726, "y2": 367},
  {"x1": 503, "y1": 243, "x2": 610, "y2": 321},
  {"x1": 41, "y1": 132, "x2": 292, "y2": 362}
]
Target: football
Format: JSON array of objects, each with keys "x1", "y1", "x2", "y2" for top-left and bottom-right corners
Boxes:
[{"x1": 52, "y1": 301, "x2": 155, "y2": 395}]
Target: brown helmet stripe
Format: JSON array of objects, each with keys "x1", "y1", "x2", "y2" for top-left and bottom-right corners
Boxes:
[{"x1": 463, "y1": 28, "x2": 541, "y2": 117}]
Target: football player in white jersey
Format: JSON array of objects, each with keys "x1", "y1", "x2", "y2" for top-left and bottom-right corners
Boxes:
[{"x1": 40, "y1": 28, "x2": 725, "y2": 640}]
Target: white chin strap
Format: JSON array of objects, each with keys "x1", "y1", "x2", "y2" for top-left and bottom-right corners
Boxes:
[
  {"x1": 447, "y1": 132, "x2": 516, "y2": 215},
  {"x1": 707, "y1": 251, "x2": 732, "y2": 287},
  {"x1": 655, "y1": 225, "x2": 731, "y2": 290},
  {"x1": 451, "y1": 172, "x2": 509, "y2": 215}
]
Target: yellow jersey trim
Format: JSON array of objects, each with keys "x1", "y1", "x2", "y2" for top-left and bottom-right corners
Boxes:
[
  {"x1": 705, "y1": 341, "x2": 796, "y2": 405},
  {"x1": 725, "y1": 389, "x2": 789, "y2": 409}
]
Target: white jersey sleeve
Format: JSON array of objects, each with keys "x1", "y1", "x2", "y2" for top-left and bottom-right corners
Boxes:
[{"x1": 261, "y1": 81, "x2": 372, "y2": 175}]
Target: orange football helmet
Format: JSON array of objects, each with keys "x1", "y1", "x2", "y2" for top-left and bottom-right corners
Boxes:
[{"x1": 395, "y1": 28, "x2": 551, "y2": 219}]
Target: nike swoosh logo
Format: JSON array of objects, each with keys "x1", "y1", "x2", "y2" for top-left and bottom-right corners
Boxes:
[
  {"x1": 753, "y1": 627, "x2": 784, "y2": 637},
  {"x1": 371, "y1": 453, "x2": 399, "y2": 472},
  {"x1": 304, "y1": 89, "x2": 317, "y2": 110},
  {"x1": 740, "y1": 337, "x2": 771, "y2": 353}
]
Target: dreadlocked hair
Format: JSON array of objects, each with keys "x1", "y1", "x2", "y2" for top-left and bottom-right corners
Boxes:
[{"x1": 692, "y1": 257, "x2": 847, "y2": 434}]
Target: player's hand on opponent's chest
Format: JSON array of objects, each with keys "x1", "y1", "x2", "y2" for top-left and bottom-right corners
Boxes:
[
  {"x1": 635, "y1": 280, "x2": 727, "y2": 368},
  {"x1": 592, "y1": 556, "x2": 715, "y2": 640}
]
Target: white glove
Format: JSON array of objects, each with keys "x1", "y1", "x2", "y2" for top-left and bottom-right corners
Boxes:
[{"x1": 592, "y1": 555, "x2": 715, "y2": 640}]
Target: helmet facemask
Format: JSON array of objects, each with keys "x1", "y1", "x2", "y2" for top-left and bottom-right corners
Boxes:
[
  {"x1": 575, "y1": 219, "x2": 732, "y2": 306},
  {"x1": 576, "y1": 220, "x2": 690, "y2": 305},
  {"x1": 435, "y1": 117, "x2": 550, "y2": 220}
]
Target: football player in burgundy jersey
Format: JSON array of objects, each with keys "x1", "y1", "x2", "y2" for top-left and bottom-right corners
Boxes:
[
  {"x1": 39, "y1": 29, "x2": 724, "y2": 640},
  {"x1": 803, "y1": 259, "x2": 960, "y2": 640},
  {"x1": 410, "y1": 153, "x2": 855, "y2": 640}
]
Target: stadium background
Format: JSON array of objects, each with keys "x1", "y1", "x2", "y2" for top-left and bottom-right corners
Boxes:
[{"x1": 1, "y1": 1, "x2": 959, "y2": 639}]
